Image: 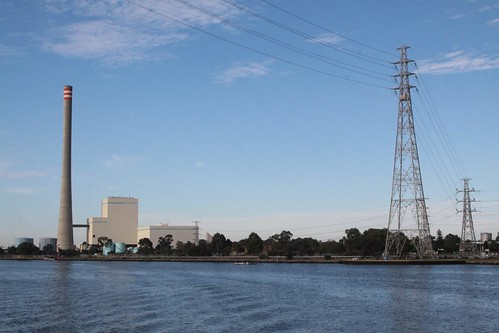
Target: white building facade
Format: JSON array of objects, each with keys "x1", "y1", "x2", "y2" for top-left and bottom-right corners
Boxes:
[
  {"x1": 87, "y1": 197, "x2": 138, "y2": 246},
  {"x1": 137, "y1": 224, "x2": 199, "y2": 248}
]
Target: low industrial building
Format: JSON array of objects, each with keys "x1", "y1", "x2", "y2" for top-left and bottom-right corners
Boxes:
[{"x1": 137, "y1": 224, "x2": 199, "y2": 247}]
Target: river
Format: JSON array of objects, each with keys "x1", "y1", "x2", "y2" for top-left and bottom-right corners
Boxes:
[{"x1": 0, "y1": 261, "x2": 497, "y2": 332}]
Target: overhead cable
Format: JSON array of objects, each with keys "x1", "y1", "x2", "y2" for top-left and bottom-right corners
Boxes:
[{"x1": 125, "y1": 0, "x2": 391, "y2": 89}]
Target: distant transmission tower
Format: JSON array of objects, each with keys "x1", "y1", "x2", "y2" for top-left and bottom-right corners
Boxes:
[
  {"x1": 193, "y1": 221, "x2": 201, "y2": 245},
  {"x1": 384, "y1": 46, "x2": 434, "y2": 259},
  {"x1": 457, "y1": 178, "x2": 479, "y2": 256}
]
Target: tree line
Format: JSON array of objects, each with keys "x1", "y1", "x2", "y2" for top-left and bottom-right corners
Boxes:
[
  {"x1": 2, "y1": 228, "x2": 497, "y2": 258},
  {"x1": 136, "y1": 228, "x2": 498, "y2": 258}
]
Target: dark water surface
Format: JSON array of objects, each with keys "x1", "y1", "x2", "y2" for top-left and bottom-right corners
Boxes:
[{"x1": 0, "y1": 261, "x2": 497, "y2": 332}]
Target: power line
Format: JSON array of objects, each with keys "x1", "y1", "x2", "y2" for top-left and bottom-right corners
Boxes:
[
  {"x1": 414, "y1": 71, "x2": 467, "y2": 178},
  {"x1": 176, "y1": 0, "x2": 393, "y2": 83},
  {"x1": 259, "y1": 0, "x2": 397, "y2": 64},
  {"x1": 222, "y1": 0, "x2": 394, "y2": 74},
  {"x1": 125, "y1": 0, "x2": 391, "y2": 89}
]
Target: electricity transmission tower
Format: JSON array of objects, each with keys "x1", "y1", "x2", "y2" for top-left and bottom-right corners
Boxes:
[
  {"x1": 383, "y1": 46, "x2": 434, "y2": 259},
  {"x1": 193, "y1": 221, "x2": 201, "y2": 245},
  {"x1": 457, "y1": 178, "x2": 479, "y2": 256}
]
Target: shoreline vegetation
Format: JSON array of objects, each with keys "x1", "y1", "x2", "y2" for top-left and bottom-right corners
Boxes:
[
  {"x1": 3, "y1": 228, "x2": 498, "y2": 264},
  {"x1": 1, "y1": 255, "x2": 498, "y2": 265}
]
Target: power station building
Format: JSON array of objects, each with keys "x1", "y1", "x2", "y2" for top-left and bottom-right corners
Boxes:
[
  {"x1": 137, "y1": 224, "x2": 199, "y2": 248},
  {"x1": 87, "y1": 197, "x2": 138, "y2": 246},
  {"x1": 86, "y1": 196, "x2": 201, "y2": 248}
]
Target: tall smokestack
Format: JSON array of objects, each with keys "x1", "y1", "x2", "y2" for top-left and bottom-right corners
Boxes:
[{"x1": 57, "y1": 85, "x2": 74, "y2": 250}]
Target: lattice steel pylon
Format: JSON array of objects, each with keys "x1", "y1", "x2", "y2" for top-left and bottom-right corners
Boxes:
[
  {"x1": 458, "y1": 178, "x2": 479, "y2": 256},
  {"x1": 383, "y1": 46, "x2": 434, "y2": 259}
]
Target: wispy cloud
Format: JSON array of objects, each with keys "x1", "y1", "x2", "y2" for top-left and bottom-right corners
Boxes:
[
  {"x1": 478, "y1": 5, "x2": 499, "y2": 12},
  {"x1": 102, "y1": 153, "x2": 139, "y2": 168},
  {"x1": 0, "y1": 159, "x2": 47, "y2": 179},
  {"x1": 486, "y1": 18, "x2": 499, "y2": 26},
  {"x1": 2, "y1": 187, "x2": 37, "y2": 195},
  {"x1": 417, "y1": 50, "x2": 499, "y2": 75},
  {"x1": 0, "y1": 44, "x2": 26, "y2": 57},
  {"x1": 450, "y1": 13, "x2": 467, "y2": 20},
  {"x1": 448, "y1": 4, "x2": 499, "y2": 20},
  {"x1": 215, "y1": 61, "x2": 271, "y2": 83},
  {"x1": 308, "y1": 33, "x2": 343, "y2": 45},
  {"x1": 42, "y1": 0, "x2": 242, "y2": 65},
  {"x1": 194, "y1": 160, "x2": 206, "y2": 168},
  {"x1": 43, "y1": 20, "x2": 184, "y2": 65}
]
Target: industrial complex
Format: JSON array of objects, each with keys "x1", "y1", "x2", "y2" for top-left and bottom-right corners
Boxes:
[
  {"x1": 86, "y1": 196, "x2": 200, "y2": 247},
  {"x1": 4, "y1": 84, "x2": 497, "y2": 257},
  {"x1": 50, "y1": 86, "x2": 201, "y2": 252}
]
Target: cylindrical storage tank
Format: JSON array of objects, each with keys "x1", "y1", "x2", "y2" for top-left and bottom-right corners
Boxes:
[
  {"x1": 103, "y1": 243, "x2": 115, "y2": 256},
  {"x1": 15, "y1": 238, "x2": 34, "y2": 247},
  {"x1": 39, "y1": 238, "x2": 57, "y2": 251},
  {"x1": 115, "y1": 242, "x2": 126, "y2": 254},
  {"x1": 480, "y1": 233, "x2": 492, "y2": 242}
]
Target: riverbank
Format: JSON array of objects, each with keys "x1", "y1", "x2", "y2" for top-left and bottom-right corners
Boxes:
[{"x1": 1, "y1": 255, "x2": 499, "y2": 265}]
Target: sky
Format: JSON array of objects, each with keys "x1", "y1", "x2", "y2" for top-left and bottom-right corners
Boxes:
[{"x1": 1, "y1": 0, "x2": 499, "y2": 247}]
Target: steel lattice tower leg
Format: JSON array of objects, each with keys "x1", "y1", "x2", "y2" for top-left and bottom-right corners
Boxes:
[
  {"x1": 383, "y1": 46, "x2": 434, "y2": 260},
  {"x1": 458, "y1": 178, "x2": 479, "y2": 256}
]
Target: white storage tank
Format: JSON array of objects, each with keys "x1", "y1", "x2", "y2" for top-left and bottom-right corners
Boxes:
[
  {"x1": 103, "y1": 243, "x2": 115, "y2": 255},
  {"x1": 480, "y1": 232, "x2": 492, "y2": 242},
  {"x1": 15, "y1": 237, "x2": 34, "y2": 247},
  {"x1": 39, "y1": 238, "x2": 57, "y2": 250},
  {"x1": 115, "y1": 242, "x2": 126, "y2": 254}
]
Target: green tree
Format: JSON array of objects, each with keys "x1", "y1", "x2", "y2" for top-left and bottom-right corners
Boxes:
[
  {"x1": 343, "y1": 228, "x2": 362, "y2": 255},
  {"x1": 97, "y1": 236, "x2": 113, "y2": 247},
  {"x1": 194, "y1": 239, "x2": 211, "y2": 256},
  {"x1": 434, "y1": 229, "x2": 445, "y2": 252},
  {"x1": 269, "y1": 230, "x2": 293, "y2": 258},
  {"x1": 42, "y1": 243, "x2": 55, "y2": 255},
  {"x1": 138, "y1": 238, "x2": 154, "y2": 255},
  {"x1": 292, "y1": 237, "x2": 319, "y2": 256},
  {"x1": 175, "y1": 241, "x2": 193, "y2": 256},
  {"x1": 155, "y1": 234, "x2": 173, "y2": 255},
  {"x1": 7, "y1": 246, "x2": 16, "y2": 254},
  {"x1": 443, "y1": 234, "x2": 460, "y2": 253},
  {"x1": 231, "y1": 241, "x2": 245, "y2": 255},
  {"x1": 211, "y1": 233, "x2": 232, "y2": 256},
  {"x1": 16, "y1": 242, "x2": 39, "y2": 255},
  {"x1": 0, "y1": 246, "x2": 4, "y2": 254},
  {"x1": 488, "y1": 240, "x2": 498, "y2": 253},
  {"x1": 361, "y1": 228, "x2": 386, "y2": 256},
  {"x1": 245, "y1": 232, "x2": 263, "y2": 255},
  {"x1": 318, "y1": 240, "x2": 345, "y2": 255}
]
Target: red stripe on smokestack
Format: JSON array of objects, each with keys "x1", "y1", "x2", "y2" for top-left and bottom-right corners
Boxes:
[{"x1": 64, "y1": 85, "x2": 73, "y2": 100}]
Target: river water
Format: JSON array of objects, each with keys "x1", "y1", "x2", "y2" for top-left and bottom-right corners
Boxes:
[{"x1": 0, "y1": 261, "x2": 497, "y2": 332}]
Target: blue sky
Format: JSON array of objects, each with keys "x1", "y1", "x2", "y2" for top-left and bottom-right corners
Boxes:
[{"x1": 1, "y1": 0, "x2": 499, "y2": 247}]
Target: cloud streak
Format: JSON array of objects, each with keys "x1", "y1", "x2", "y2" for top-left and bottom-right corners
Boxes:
[
  {"x1": 42, "y1": 0, "x2": 242, "y2": 65},
  {"x1": 0, "y1": 44, "x2": 26, "y2": 57},
  {"x1": 215, "y1": 61, "x2": 271, "y2": 83},
  {"x1": 417, "y1": 50, "x2": 499, "y2": 75},
  {"x1": 308, "y1": 33, "x2": 344, "y2": 45},
  {"x1": 102, "y1": 153, "x2": 139, "y2": 168},
  {"x1": 0, "y1": 159, "x2": 47, "y2": 179},
  {"x1": 2, "y1": 187, "x2": 37, "y2": 195}
]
